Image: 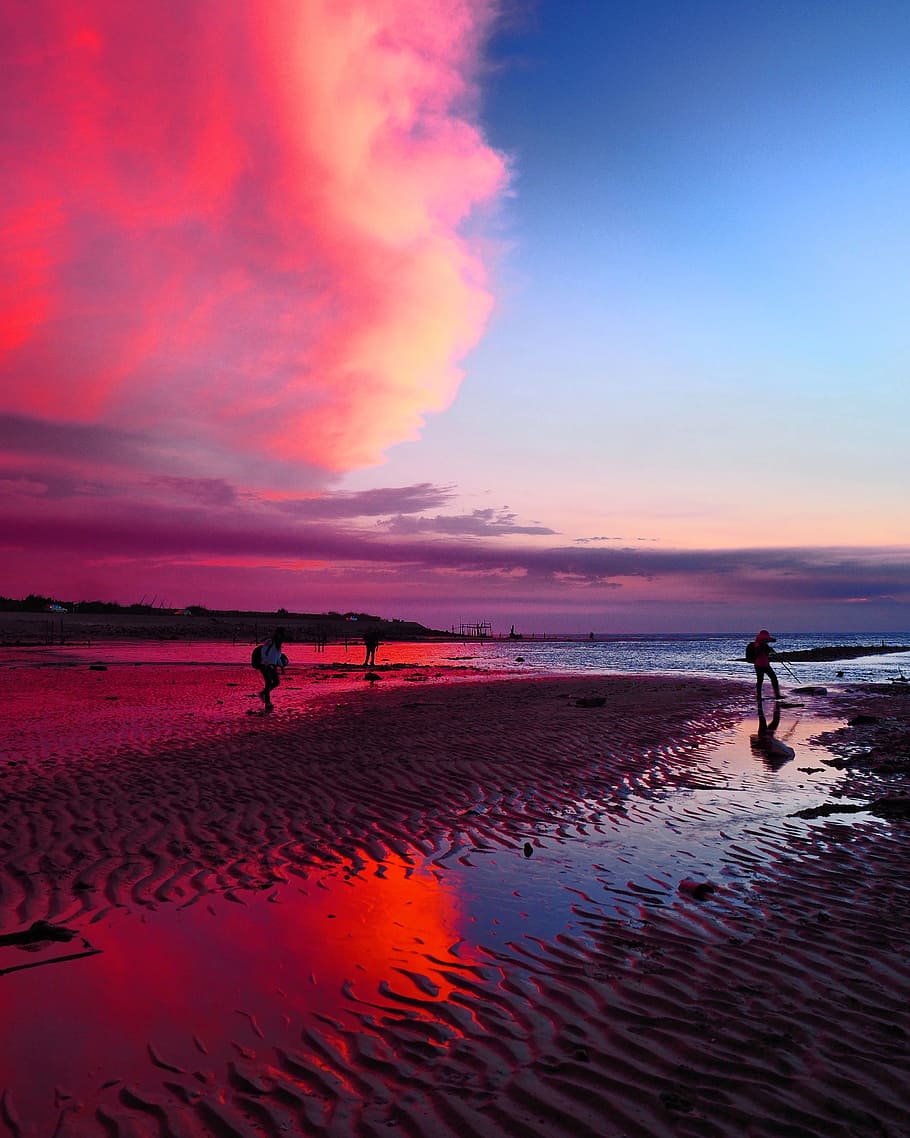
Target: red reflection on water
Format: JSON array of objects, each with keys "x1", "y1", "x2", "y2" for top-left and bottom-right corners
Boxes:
[{"x1": 0, "y1": 860, "x2": 469, "y2": 1131}]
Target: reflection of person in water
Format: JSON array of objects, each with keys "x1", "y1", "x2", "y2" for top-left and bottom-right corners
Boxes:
[
  {"x1": 750, "y1": 700, "x2": 795, "y2": 769},
  {"x1": 757, "y1": 699, "x2": 780, "y2": 738}
]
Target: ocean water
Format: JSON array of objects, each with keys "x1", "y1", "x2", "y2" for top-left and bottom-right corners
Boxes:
[
  {"x1": 444, "y1": 631, "x2": 910, "y2": 687},
  {"x1": 13, "y1": 630, "x2": 910, "y2": 687}
]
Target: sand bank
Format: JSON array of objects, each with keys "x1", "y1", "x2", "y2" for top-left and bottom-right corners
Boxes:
[{"x1": 1, "y1": 661, "x2": 908, "y2": 1137}]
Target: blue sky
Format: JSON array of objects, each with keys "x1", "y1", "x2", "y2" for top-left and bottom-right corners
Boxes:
[{"x1": 341, "y1": 1, "x2": 910, "y2": 630}]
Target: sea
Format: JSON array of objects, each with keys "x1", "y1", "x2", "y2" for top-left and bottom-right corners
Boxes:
[
  {"x1": 436, "y1": 631, "x2": 910, "y2": 687},
  {"x1": 18, "y1": 630, "x2": 910, "y2": 687}
]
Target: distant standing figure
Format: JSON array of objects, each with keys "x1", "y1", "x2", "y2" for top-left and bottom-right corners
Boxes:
[
  {"x1": 751, "y1": 628, "x2": 781, "y2": 703},
  {"x1": 363, "y1": 628, "x2": 380, "y2": 668},
  {"x1": 253, "y1": 627, "x2": 288, "y2": 712}
]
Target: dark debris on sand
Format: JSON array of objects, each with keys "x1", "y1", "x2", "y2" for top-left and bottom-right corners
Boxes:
[{"x1": 802, "y1": 684, "x2": 910, "y2": 818}]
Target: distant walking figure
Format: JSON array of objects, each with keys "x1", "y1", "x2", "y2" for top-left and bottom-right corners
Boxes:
[
  {"x1": 750, "y1": 629, "x2": 781, "y2": 703},
  {"x1": 363, "y1": 627, "x2": 380, "y2": 668},
  {"x1": 252, "y1": 627, "x2": 288, "y2": 712}
]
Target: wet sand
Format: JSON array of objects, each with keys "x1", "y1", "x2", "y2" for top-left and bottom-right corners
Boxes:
[{"x1": 1, "y1": 658, "x2": 909, "y2": 1137}]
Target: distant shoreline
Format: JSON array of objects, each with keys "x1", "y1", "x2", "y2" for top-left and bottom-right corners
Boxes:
[
  {"x1": 0, "y1": 609, "x2": 455, "y2": 647},
  {"x1": 2, "y1": 611, "x2": 909, "y2": 665}
]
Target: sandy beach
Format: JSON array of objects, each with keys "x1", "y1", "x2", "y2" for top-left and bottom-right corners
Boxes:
[{"x1": 1, "y1": 655, "x2": 909, "y2": 1137}]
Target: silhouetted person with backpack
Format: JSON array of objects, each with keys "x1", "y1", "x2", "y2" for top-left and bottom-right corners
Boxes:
[
  {"x1": 252, "y1": 627, "x2": 288, "y2": 711},
  {"x1": 749, "y1": 629, "x2": 781, "y2": 704}
]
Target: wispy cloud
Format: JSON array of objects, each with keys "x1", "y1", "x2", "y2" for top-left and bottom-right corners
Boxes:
[
  {"x1": 381, "y1": 506, "x2": 556, "y2": 536},
  {"x1": 275, "y1": 483, "x2": 455, "y2": 520},
  {"x1": 1, "y1": 477, "x2": 907, "y2": 613},
  {"x1": 149, "y1": 477, "x2": 239, "y2": 509},
  {"x1": 0, "y1": 413, "x2": 165, "y2": 470}
]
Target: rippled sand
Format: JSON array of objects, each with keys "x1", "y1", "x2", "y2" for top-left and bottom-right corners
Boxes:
[{"x1": 1, "y1": 659, "x2": 909, "y2": 1137}]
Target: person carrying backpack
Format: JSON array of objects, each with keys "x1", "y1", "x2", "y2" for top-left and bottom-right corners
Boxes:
[
  {"x1": 749, "y1": 629, "x2": 781, "y2": 704},
  {"x1": 251, "y1": 627, "x2": 288, "y2": 712}
]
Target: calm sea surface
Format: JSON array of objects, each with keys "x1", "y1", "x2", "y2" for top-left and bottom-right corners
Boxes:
[
  {"x1": 442, "y1": 631, "x2": 910, "y2": 686},
  {"x1": 16, "y1": 630, "x2": 910, "y2": 687}
]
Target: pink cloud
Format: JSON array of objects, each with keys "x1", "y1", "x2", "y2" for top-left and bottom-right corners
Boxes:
[{"x1": 0, "y1": 0, "x2": 507, "y2": 471}]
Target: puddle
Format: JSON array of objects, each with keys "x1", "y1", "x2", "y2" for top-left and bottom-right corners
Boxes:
[
  {"x1": 0, "y1": 707, "x2": 876, "y2": 1131},
  {"x1": 424, "y1": 708, "x2": 861, "y2": 944}
]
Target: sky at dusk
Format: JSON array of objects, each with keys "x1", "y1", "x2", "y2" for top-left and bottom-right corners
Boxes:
[{"x1": 2, "y1": 1, "x2": 908, "y2": 633}]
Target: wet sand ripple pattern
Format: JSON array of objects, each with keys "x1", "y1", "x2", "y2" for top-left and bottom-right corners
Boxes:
[
  {"x1": 2, "y1": 674, "x2": 741, "y2": 914},
  {"x1": 1, "y1": 666, "x2": 909, "y2": 1136}
]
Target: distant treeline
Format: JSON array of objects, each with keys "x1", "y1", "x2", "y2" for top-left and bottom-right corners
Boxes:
[
  {"x1": 0, "y1": 595, "x2": 383, "y2": 621},
  {"x1": 0, "y1": 594, "x2": 146, "y2": 613},
  {"x1": 0, "y1": 596, "x2": 452, "y2": 640},
  {"x1": 0, "y1": 594, "x2": 198, "y2": 615}
]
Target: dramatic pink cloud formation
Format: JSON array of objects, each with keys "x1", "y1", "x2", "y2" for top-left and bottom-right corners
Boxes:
[{"x1": 0, "y1": 0, "x2": 506, "y2": 470}]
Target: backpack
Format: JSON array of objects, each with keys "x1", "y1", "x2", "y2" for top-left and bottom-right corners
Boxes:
[
  {"x1": 251, "y1": 644, "x2": 262, "y2": 668},
  {"x1": 745, "y1": 640, "x2": 758, "y2": 663}
]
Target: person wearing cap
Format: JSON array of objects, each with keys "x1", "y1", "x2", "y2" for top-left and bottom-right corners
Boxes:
[{"x1": 752, "y1": 629, "x2": 781, "y2": 703}]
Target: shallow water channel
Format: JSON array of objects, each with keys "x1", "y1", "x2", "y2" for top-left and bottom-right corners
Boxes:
[{"x1": 443, "y1": 707, "x2": 860, "y2": 946}]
